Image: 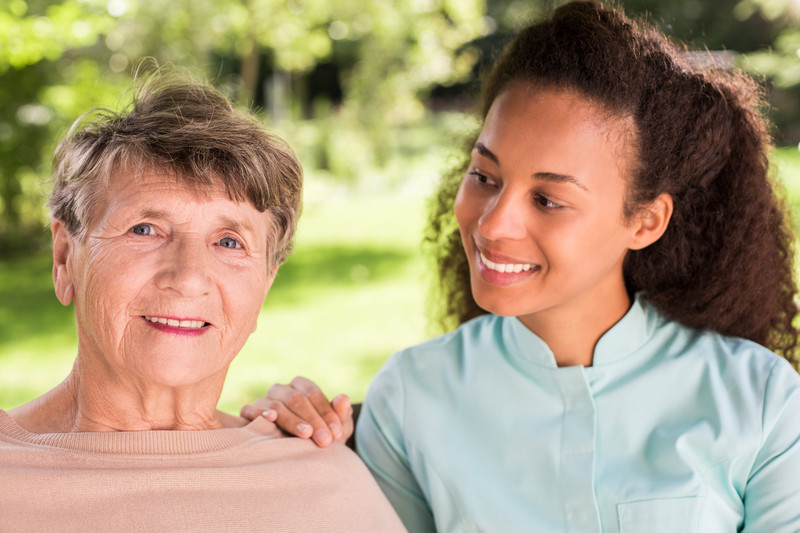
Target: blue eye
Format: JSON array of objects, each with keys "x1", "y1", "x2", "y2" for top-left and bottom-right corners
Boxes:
[
  {"x1": 131, "y1": 224, "x2": 154, "y2": 235},
  {"x1": 219, "y1": 237, "x2": 241, "y2": 249}
]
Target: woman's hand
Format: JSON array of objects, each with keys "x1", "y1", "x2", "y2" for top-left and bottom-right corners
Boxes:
[{"x1": 240, "y1": 377, "x2": 353, "y2": 447}]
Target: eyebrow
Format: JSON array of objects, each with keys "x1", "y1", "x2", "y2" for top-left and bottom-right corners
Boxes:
[
  {"x1": 533, "y1": 171, "x2": 588, "y2": 191},
  {"x1": 474, "y1": 142, "x2": 499, "y2": 164},
  {"x1": 218, "y1": 215, "x2": 256, "y2": 236},
  {"x1": 140, "y1": 209, "x2": 168, "y2": 220},
  {"x1": 473, "y1": 142, "x2": 588, "y2": 191}
]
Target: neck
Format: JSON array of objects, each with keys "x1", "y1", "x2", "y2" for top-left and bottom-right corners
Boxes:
[
  {"x1": 518, "y1": 284, "x2": 632, "y2": 367},
  {"x1": 69, "y1": 371, "x2": 227, "y2": 431},
  {"x1": 10, "y1": 360, "x2": 243, "y2": 433}
]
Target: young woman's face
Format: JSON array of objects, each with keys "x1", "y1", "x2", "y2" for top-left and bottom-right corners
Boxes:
[{"x1": 454, "y1": 85, "x2": 645, "y2": 328}]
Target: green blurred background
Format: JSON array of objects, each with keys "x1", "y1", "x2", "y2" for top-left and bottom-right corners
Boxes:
[{"x1": 2, "y1": 0, "x2": 800, "y2": 413}]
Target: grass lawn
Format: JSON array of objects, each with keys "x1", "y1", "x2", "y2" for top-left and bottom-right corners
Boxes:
[
  {"x1": 218, "y1": 180, "x2": 433, "y2": 412},
  {"x1": 1, "y1": 146, "x2": 800, "y2": 414}
]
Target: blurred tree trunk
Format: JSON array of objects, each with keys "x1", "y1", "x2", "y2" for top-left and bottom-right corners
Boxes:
[
  {"x1": 240, "y1": 41, "x2": 260, "y2": 105},
  {"x1": 0, "y1": 170, "x2": 21, "y2": 228},
  {"x1": 239, "y1": 0, "x2": 259, "y2": 105}
]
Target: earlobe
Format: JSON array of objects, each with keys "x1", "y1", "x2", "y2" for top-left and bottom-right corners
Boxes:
[
  {"x1": 629, "y1": 193, "x2": 673, "y2": 251},
  {"x1": 51, "y1": 221, "x2": 75, "y2": 306}
]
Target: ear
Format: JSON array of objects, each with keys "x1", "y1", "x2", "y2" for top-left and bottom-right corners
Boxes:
[
  {"x1": 628, "y1": 193, "x2": 673, "y2": 251},
  {"x1": 51, "y1": 220, "x2": 75, "y2": 306}
]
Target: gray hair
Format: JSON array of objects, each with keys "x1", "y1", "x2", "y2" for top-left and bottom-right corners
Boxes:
[{"x1": 49, "y1": 71, "x2": 303, "y2": 266}]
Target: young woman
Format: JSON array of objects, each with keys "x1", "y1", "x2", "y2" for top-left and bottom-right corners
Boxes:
[{"x1": 244, "y1": 2, "x2": 800, "y2": 531}]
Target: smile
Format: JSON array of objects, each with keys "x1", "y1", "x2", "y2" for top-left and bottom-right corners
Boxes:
[
  {"x1": 143, "y1": 316, "x2": 208, "y2": 329},
  {"x1": 479, "y1": 251, "x2": 535, "y2": 273}
]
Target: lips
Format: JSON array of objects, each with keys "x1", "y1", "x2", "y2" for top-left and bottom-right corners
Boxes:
[
  {"x1": 142, "y1": 316, "x2": 210, "y2": 329},
  {"x1": 474, "y1": 246, "x2": 540, "y2": 286}
]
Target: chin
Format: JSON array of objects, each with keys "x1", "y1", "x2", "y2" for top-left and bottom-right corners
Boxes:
[
  {"x1": 133, "y1": 356, "x2": 223, "y2": 389},
  {"x1": 472, "y1": 292, "x2": 522, "y2": 318}
]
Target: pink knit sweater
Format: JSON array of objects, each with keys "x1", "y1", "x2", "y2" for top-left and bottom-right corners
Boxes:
[{"x1": 0, "y1": 410, "x2": 405, "y2": 532}]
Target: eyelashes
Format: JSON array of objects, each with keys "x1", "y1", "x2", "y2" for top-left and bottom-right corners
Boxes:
[
  {"x1": 218, "y1": 237, "x2": 243, "y2": 249},
  {"x1": 468, "y1": 169, "x2": 564, "y2": 210},
  {"x1": 534, "y1": 194, "x2": 563, "y2": 209},
  {"x1": 130, "y1": 223, "x2": 156, "y2": 236},
  {"x1": 468, "y1": 169, "x2": 494, "y2": 185},
  {"x1": 129, "y1": 224, "x2": 246, "y2": 250}
]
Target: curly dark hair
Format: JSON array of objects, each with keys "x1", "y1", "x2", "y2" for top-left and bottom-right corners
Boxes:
[{"x1": 426, "y1": 1, "x2": 799, "y2": 367}]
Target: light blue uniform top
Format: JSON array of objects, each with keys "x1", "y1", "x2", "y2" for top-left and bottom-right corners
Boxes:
[{"x1": 356, "y1": 294, "x2": 800, "y2": 532}]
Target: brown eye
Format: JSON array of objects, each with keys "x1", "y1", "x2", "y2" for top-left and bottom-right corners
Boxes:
[
  {"x1": 534, "y1": 194, "x2": 562, "y2": 209},
  {"x1": 468, "y1": 170, "x2": 495, "y2": 186}
]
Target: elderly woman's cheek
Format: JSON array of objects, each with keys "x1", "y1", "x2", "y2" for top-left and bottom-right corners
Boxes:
[{"x1": 79, "y1": 278, "x2": 127, "y2": 360}]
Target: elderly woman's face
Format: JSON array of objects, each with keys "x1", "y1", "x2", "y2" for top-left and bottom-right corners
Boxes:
[{"x1": 53, "y1": 170, "x2": 276, "y2": 389}]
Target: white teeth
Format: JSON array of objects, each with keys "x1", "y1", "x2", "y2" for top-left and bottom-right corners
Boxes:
[
  {"x1": 479, "y1": 251, "x2": 535, "y2": 274},
  {"x1": 144, "y1": 316, "x2": 206, "y2": 328}
]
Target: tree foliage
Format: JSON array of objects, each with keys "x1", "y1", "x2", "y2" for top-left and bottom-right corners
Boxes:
[
  {"x1": 0, "y1": 0, "x2": 491, "y2": 240},
  {"x1": 1, "y1": 0, "x2": 799, "y2": 242}
]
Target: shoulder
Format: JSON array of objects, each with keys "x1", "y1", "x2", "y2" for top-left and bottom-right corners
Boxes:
[
  {"x1": 673, "y1": 318, "x2": 795, "y2": 383},
  {"x1": 710, "y1": 333, "x2": 798, "y2": 407},
  {"x1": 640, "y1": 296, "x2": 790, "y2": 376},
  {"x1": 363, "y1": 314, "x2": 511, "y2": 425},
  {"x1": 285, "y1": 445, "x2": 406, "y2": 529},
  {"x1": 364, "y1": 314, "x2": 509, "y2": 407},
  {"x1": 378, "y1": 313, "x2": 506, "y2": 378},
  {"x1": 277, "y1": 438, "x2": 377, "y2": 474},
  {"x1": 631, "y1": 297, "x2": 800, "y2": 420},
  {"x1": 226, "y1": 432, "x2": 404, "y2": 524},
  {"x1": 650, "y1": 305, "x2": 800, "y2": 408}
]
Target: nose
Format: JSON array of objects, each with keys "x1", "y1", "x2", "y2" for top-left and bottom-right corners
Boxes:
[
  {"x1": 478, "y1": 191, "x2": 527, "y2": 241},
  {"x1": 155, "y1": 236, "x2": 212, "y2": 298}
]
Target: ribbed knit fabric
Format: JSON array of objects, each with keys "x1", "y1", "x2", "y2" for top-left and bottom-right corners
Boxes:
[{"x1": 0, "y1": 411, "x2": 405, "y2": 532}]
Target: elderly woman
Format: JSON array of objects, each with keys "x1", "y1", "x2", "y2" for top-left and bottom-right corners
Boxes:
[{"x1": 0, "y1": 74, "x2": 404, "y2": 532}]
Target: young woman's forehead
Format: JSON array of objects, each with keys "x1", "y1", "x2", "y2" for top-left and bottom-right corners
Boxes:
[{"x1": 478, "y1": 86, "x2": 638, "y2": 182}]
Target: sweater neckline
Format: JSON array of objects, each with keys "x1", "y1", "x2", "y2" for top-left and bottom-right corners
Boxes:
[{"x1": 0, "y1": 410, "x2": 283, "y2": 455}]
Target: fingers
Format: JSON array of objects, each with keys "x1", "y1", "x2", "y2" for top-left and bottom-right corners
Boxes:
[
  {"x1": 241, "y1": 377, "x2": 351, "y2": 448},
  {"x1": 266, "y1": 379, "x2": 339, "y2": 447},
  {"x1": 240, "y1": 390, "x2": 306, "y2": 434},
  {"x1": 332, "y1": 393, "x2": 352, "y2": 419},
  {"x1": 240, "y1": 403, "x2": 277, "y2": 421},
  {"x1": 290, "y1": 377, "x2": 349, "y2": 443},
  {"x1": 240, "y1": 395, "x2": 279, "y2": 421},
  {"x1": 271, "y1": 401, "x2": 316, "y2": 440},
  {"x1": 332, "y1": 394, "x2": 355, "y2": 442}
]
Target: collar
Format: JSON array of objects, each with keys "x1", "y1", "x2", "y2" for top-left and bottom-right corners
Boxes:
[{"x1": 503, "y1": 293, "x2": 659, "y2": 368}]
